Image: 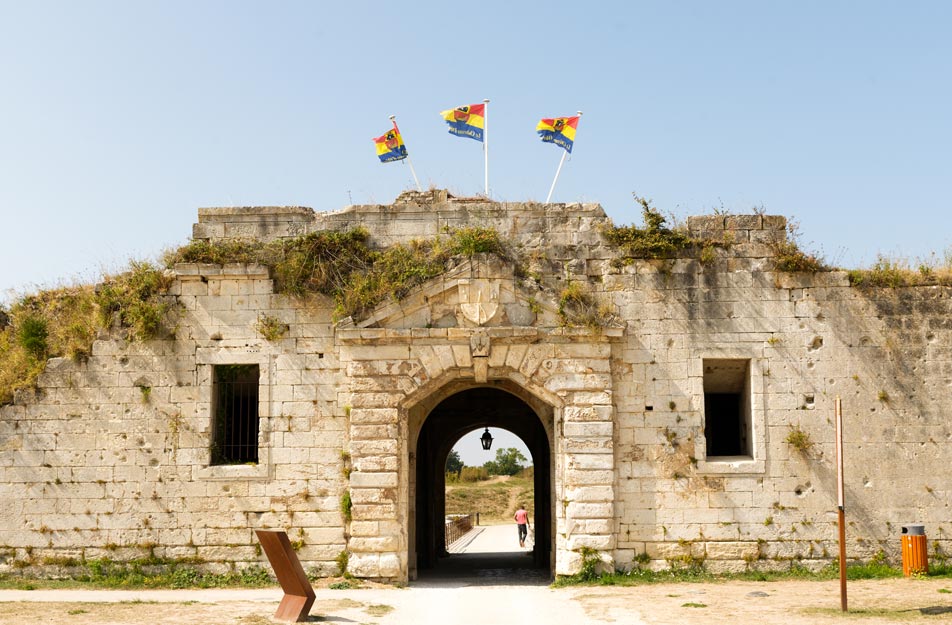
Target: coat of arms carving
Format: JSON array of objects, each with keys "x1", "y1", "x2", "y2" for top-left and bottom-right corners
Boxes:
[{"x1": 458, "y1": 279, "x2": 499, "y2": 326}]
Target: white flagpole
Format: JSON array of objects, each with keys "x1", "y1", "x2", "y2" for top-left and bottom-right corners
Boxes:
[
  {"x1": 391, "y1": 115, "x2": 422, "y2": 192},
  {"x1": 483, "y1": 98, "x2": 490, "y2": 197},
  {"x1": 544, "y1": 111, "x2": 582, "y2": 203},
  {"x1": 545, "y1": 151, "x2": 568, "y2": 204}
]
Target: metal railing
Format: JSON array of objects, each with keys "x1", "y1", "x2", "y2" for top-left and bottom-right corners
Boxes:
[{"x1": 445, "y1": 514, "x2": 474, "y2": 548}]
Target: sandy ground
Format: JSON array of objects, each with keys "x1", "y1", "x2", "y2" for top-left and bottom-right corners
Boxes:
[
  {"x1": 2, "y1": 527, "x2": 950, "y2": 624},
  {"x1": 1, "y1": 579, "x2": 951, "y2": 625}
]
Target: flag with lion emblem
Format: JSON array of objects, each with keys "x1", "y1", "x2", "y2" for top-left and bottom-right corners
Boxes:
[
  {"x1": 373, "y1": 124, "x2": 408, "y2": 163},
  {"x1": 440, "y1": 103, "x2": 485, "y2": 142},
  {"x1": 536, "y1": 115, "x2": 579, "y2": 153}
]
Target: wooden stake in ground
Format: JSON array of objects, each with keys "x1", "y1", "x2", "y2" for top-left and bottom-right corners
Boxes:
[{"x1": 835, "y1": 396, "x2": 847, "y2": 612}]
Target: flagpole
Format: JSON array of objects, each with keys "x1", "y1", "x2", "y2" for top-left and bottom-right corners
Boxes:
[
  {"x1": 545, "y1": 111, "x2": 582, "y2": 203},
  {"x1": 391, "y1": 115, "x2": 422, "y2": 192},
  {"x1": 483, "y1": 98, "x2": 490, "y2": 197},
  {"x1": 545, "y1": 152, "x2": 568, "y2": 204}
]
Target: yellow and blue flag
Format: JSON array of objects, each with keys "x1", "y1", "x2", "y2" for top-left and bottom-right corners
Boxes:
[
  {"x1": 373, "y1": 124, "x2": 408, "y2": 163},
  {"x1": 536, "y1": 115, "x2": 580, "y2": 153},
  {"x1": 440, "y1": 103, "x2": 485, "y2": 142}
]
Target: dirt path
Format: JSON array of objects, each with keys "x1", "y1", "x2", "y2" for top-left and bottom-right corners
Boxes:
[
  {"x1": 1, "y1": 578, "x2": 950, "y2": 624},
  {"x1": 571, "y1": 578, "x2": 952, "y2": 624}
]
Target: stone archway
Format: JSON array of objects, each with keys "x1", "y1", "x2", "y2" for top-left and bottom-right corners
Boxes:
[
  {"x1": 338, "y1": 325, "x2": 619, "y2": 583},
  {"x1": 408, "y1": 382, "x2": 554, "y2": 579}
]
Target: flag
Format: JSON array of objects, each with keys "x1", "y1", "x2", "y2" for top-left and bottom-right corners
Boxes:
[
  {"x1": 440, "y1": 103, "x2": 485, "y2": 142},
  {"x1": 373, "y1": 125, "x2": 408, "y2": 163},
  {"x1": 536, "y1": 115, "x2": 580, "y2": 153}
]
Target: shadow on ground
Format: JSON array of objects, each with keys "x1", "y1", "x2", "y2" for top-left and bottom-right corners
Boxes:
[{"x1": 414, "y1": 551, "x2": 550, "y2": 587}]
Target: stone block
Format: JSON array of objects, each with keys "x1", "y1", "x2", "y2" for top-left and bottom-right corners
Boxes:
[
  {"x1": 562, "y1": 437, "x2": 613, "y2": 453},
  {"x1": 351, "y1": 425, "x2": 398, "y2": 441},
  {"x1": 378, "y1": 552, "x2": 403, "y2": 578},
  {"x1": 567, "y1": 534, "x2": 614, "y2": 550},
  {"x1": 725, "y1": 215, "x2": 762, "y2": 230},
  {"x1": 350, "y1": 393, "x2": 403, "y2": 408},
  {"x1": 566, "y1": 502, "x2": 613, "y2": 519},
  {"x1": 349, "y1": 408, "x2": 399, "y2": 424},
  {"x1": 347, "y1": 552, "x2": 380, "y2": 577},
  {"x1": 562, "y1": 421, "x2": 614, "y2": 438},
  {"x1": 350, "y1": 471, "x2": 398, "y2": 489},
  {"x1": 348, "y1": 536, "x2": 399, "y2": 552},
  {"x1": 704, "y1": 541, "x2": 758, "y2": 560},
  {"x1": 564, "y1": 485, "x2": 614, "y2": 502},
  {"x1": 566, "y1": 453, "x2": 614, "y2": 470}
]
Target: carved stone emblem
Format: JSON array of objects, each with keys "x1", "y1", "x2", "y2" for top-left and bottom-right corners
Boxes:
[
  {"x1": 459, "y1": 279, "x2": 499, "y2": 326},
  {"x1": 470, "y1": 329, "x2": 490, "y2": 357}
]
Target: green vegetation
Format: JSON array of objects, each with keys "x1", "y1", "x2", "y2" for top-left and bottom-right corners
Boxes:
[
  {"x1": 453, "y1": 466, "x2": 490, "y2": 483},
  {"x1": 604, "y1": 195, "x2": 829, "y2": 276},
  {"x1": 340, "y1": 490, "x2": 353, "y2": 522},
  {"x1": 785, "y1": 425, "x2": 814, "y2": 453},
  {"x1": 0, "y1": 555, "x2": 273, "y2": 590},
  {"x1": 482, "y1": 447, "x2": 528, "y2": 476},
  {"x1": 17, "y1": 315, "x2": 48, "y2": 359},
  {"x1": 574, "y1": 547, "x2": 605, "y2": 582},
  {"x1": 0, "y1": 226, "x2": 506, "y2": 405},
  {"x1": 848, "y1": 252, "x2": 952, "y2": 288},
  {"x1": 335, "y1": 550, "x2": 349, "y2": 577},
  {"x1": 328, "y1": 579, "x2": 358, "y2": 589},
  {"x1": 256, "y1": 314, "x2": 288, "y2": 341},
  {"x1": 753, "y1": 217, "x2": 826, "y2": 272},
  {"x1": 602, "y1": 195, "x2": 698, "y2": 259},
  {"x1": 96, "y1": 261, "x2": 176, "y2": 340},
  {"x1": 0, "y1": 262, "x2": 174, "y2": 405},
  {"x1": 554, "y1": 556, "x2": 952, "y2": 588},
  {"x1": 558, "y1": 281, "x2": 615, "y2": 330},
  {"x1": 165, "y1": 225, "x2": 506, "y2": 321},
  {"x1": 365, "y1": 604, "x2": 395, "y2": 617},
  {"x1": 445, "y1": 225, "x2": 504, "y2": 257},
  {"x1": 445, "y1": 450, "x2": 464, "y2": 475}
]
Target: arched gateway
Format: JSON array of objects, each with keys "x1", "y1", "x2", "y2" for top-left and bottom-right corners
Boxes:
[
  {"x1": 409, "y1": 381, "x2": 554, "y2": 578},
  {"x1": 336, "y1": 255, "x2": 621, "y2": 583}
]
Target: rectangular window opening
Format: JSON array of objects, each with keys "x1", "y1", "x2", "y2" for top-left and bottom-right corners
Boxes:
[
  {"x1": 212, "y1": 364, "x2": 260, "y2": 465},
  {"x1": 703, "y1": 359, "x2": 751, "y2": 459}
]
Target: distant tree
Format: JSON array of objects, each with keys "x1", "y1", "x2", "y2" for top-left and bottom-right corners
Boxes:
[
  {"x1": 445, "y1": 450, "x2": 464, "y2": 475},
  {"x1": 482, "y1": 447, "x2": 527, "y2": 476}
]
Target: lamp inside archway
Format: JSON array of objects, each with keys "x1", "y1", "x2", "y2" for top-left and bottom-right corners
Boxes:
[{"x1": 480, "y1": 427, "x2": 493, "y2": 450}]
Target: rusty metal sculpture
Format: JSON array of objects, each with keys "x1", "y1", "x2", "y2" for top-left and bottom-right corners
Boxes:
[{"x1": 255, "y1": 529, "x2": 316, "y2": 622}]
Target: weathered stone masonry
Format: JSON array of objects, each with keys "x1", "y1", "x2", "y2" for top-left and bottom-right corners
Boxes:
[{"x1": 1, "y1": 190, "x2": 950, "y2": 581}]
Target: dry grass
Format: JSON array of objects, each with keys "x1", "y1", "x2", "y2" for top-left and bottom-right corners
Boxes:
[
  {"x1": 0, "y1": 263, "x2": 174, "y2": 405},
  {"x1": 848, "y1": 253, "x2": 952, "y2": 288},
  {"x1": 445, "y1": 475, "x2": 534, "y2": 522}
]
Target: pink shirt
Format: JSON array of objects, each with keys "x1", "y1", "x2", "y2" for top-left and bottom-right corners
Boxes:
[{"x1": 514, "y1": 509, "x2": 529, "y2": 524}]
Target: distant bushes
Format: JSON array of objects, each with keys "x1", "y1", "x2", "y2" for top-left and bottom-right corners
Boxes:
[
  {"x1": 446, "y1": 467, "x2": 490, "y2": 483},
  {"x1": 459, "y1": 466, "x2": 490, "y2": 482}
]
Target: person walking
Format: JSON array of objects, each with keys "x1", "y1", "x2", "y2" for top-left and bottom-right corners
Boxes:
[{"x1": 514, "y1": 504, "x2": 531, "y2": 548}]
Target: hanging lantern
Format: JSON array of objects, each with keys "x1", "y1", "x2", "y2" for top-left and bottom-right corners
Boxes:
[{"x1": 480, "y1": 427, "x2": 493, "y2": 451}]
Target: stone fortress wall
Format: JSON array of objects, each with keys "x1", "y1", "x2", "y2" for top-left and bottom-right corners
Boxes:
[{"x1": 1, "y1": 189, "x2": 950, "y2": 581}]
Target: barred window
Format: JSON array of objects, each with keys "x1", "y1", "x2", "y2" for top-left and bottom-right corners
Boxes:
[{"x1": 211, "y1": 364, "x2": 260, "y2": 465}]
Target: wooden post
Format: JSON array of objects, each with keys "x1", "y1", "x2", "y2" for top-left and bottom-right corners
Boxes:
[{"x1": 835, "y1": 397, "x2": 847, "y2": 612}]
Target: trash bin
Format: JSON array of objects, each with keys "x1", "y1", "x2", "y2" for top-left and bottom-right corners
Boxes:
[{"x1": 901, "y1": 524, "x2": 928, "y2": 576}]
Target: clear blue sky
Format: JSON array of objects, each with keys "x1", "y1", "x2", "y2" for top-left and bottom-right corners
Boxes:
[{"x1": 1, "y1": 1, "x2": 950, "y2": 302}]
